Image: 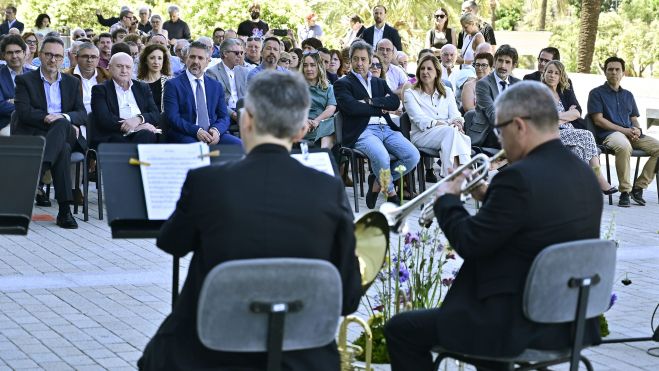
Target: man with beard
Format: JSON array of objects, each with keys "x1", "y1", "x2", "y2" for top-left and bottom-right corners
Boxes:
[
  {"x1": 361, "y1": 5, "x2": 402, "y2": 52},
  {"x1": 0, "y1": 35, "x2": 30, "y2": 135},
  {"x1": 163, "y1": 41, "x2": 241, "y2": 145},
  {"x1": 246, "y1": 37, "x2": 288, "y2": 84},
  {"x1": 237, "y1": 3, "x2": 269, "y2": 38}
]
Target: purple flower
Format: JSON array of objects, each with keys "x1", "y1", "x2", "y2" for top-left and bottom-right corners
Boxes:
[
  {"x1": 405, "y1": 232, "x2": 420, "y2": 245},
  {"x1": 608, "y1": 293, "x2": 617, "y2": 310},
  {"x1": 442, "y1": 277, "x2": 454, "y2": 287},
  {"x1": 398, "y1": 265, "x2": 410, "y2": 283},
  {"x1": 446, "y1": 252, "x2": 456, "y2": 260}
]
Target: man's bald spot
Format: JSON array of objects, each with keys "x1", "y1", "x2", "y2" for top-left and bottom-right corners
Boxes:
[
  {"x1": 440, "y1": 44, "x2": 457, "y2": 54},
  {"x1": 109, "y1": 52, "x2": 133, "y2": 66}
]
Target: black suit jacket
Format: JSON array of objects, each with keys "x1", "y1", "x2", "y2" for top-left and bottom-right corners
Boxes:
[
  {"x1": 91, "y1": 79, "x2": 161, "y2": 144},
  {"x1": 558, "y1": 86, "x2": 586, "y2": 129},
  {"x1": 433, "y1": 139, "x2": 603, "y2": 357},
  {"x1": 361, "y1": 24, "x2": 402, "y2": 51},
  {"x1": 334, "y1": 73, "x2": 400, "y2": 147},
  {"x1": 0, "y1": 19, "x2": 24, "y2": 34},
  {"x1": 140, "y1": 144, "x2": 362, "y2": 371},
  {"x1": 14, "y1": 69, "x2": 87, "y2": 135}
]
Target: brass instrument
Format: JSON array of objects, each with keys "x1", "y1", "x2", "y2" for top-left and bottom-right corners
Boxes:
[{"x1": 337, "y1": 150, "x2": 505, "y2": 370}]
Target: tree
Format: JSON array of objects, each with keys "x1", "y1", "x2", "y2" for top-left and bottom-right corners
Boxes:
[
  {"x1": 539, "y1": 0, "x2": 548, "y2": 30},
  {"x1": 577, "y1": 0, "x2": 601, "y2": 73}
]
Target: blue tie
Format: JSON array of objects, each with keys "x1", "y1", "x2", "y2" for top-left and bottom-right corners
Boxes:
[
  {"x1": 499, "y1": 81, "x2": 507, "y2": 92},
  {"x1": 196, "y1": 79, "x2": 210, "y2": 131}
]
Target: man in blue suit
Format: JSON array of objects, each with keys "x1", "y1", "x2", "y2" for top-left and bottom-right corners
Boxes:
[
  {"x1": 0, "y1": 35, "x2": 30, "y2": 135},
  {"x1": 0, "y1": 6, "x2": 24, "y2": 35},
  {"x1": 163, "y1": 41, "x2": 241, "y2": 145}
]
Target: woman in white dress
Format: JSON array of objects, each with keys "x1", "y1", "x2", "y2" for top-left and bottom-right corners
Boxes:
[{"x1": 403, "y1": 55, "x2": 471, "y2": 177}]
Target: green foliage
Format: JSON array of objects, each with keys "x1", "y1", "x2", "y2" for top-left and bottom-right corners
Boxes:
[
  {"x1": 495, "y1": 0, "x2": 525, "y2": 30},
  {"x1": 353, "y1": 313, "x2": 389, "y2": 364},
  {"x1": 599, "y1": 313, "x2": 610, "y2": 337},
  {"x1": 619, "y1": 0, "x2": 659, "y2": 23},
  {"x1": 18, "y1": 0, "x2": 122, "y2": 32}
]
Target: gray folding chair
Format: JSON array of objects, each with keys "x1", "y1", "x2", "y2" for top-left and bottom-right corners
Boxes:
[
  {"x1": 197, "y1": 258, "x2": 342, "y2": 371},
  {"x1": 434, "y1": 239, "x2": 617, "y2": 371}
]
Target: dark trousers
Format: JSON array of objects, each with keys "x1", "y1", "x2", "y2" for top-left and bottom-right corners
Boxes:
[
  {"x1": 43, "y1": 119, "x2": 75, "y2": 204},
  {"x1": 104, "y1": 130, "x2": 158, "y2": 144}
]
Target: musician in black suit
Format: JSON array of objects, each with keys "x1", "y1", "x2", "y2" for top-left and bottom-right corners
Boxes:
[
  {"x1": 384, "y1": 81, "x2": 604, "y2": 371},
  {"x1": 14, "y1": 37, "x2": 87, "y2": 229},
  {"x1": 360, "y1": 5, "x2": 403, "y2": 51},
  {"x1": 138, "y1": 71, "x2": 362, "y2": 371},
  {"x1": 91, "y1": 53, "x2": 160, "y2": 146}
]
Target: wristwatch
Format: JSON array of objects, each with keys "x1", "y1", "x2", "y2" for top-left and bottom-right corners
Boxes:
[{"x1": 137, "y1": 114, "x2": 145, "y2": 124}]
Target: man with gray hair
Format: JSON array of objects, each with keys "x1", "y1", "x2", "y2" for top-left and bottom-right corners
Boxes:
[
  {"x1": 206, "y1": 38, "x2": 248, "y2": 125},
  {"x1": 385, "y1": 81, "x2": 603, "y2": 370},
  {"x1": 137, "y1": 6, "x2": 152, "y2": 33},
  {"x1": 163, "y1": 5, "x2": 190, "y2": 44},
  {"x1": 64, "y1": 42, "x2": 111, "y2": 114},
  {"x1": 376, "y1": 38, "x2": 407, "y2": 95},
  {"x1": 139, "y1": 70, "x2": 361, "y2": 370},
  {"x1": 439, "y1": 43, "x2": 459, "y2": 90}
]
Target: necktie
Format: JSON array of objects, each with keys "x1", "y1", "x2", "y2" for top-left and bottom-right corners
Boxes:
[
  {"x1": 195, "y1": 79, "x2": 210, "y2": 131},
  {"x1": 499, "y1": 81, "x2": 507, "y2": 92}
]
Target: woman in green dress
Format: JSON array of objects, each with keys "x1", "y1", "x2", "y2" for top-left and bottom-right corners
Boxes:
[{"x1": 300, "y1": 51, "x2": 336, "y2": 149}]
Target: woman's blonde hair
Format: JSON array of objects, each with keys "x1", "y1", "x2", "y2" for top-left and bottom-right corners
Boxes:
[
  {"x1": 542, "y1": 60, "x2": 571, "y2": 93},
  {"x1": 299, "y1": 51, "x2": 329, "y2": 90}
]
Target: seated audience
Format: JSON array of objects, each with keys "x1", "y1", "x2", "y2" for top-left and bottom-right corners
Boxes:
[
  {"x1": 327, "y1": 49, "x2": 343, "y2": 81},
  {"x1": 376, "y1": 39, "x2": 407, "y2": 95},
  {"x1": 91, "y1": 52, "x2": 160, "y2": 145},
  {"x1": 542, "y1": 60, "x2": 616, "y2": 194},
  {"x1": 317, "y1": 47, "x2": 331, "y2": 71},
  {"x1": 111, "y1": 28, "x2": 128, "y2": 44},
  {"x1": 278, "y1": 51, "x2": 292, "y2": 70},
  {"x1": 404, "y1": 55, "x2": 470, "y2": 177},
  {"x1": 524, "y1": 47, "x2": 560, "y2": 81},
  {"x1": 163, "y1": 41, "x2": 241, "y2": 145},
  {"x1": 137, "y1": 7, "x2": 152, "y2": 33},
  {"x1": 289, "y1": 48, "x2": 302, "y2": 70},
  {"x1": 96, "y1": 32, "x2": 113, "y2": 69},
  {"x1": 427, "y1": 8, "x2": 456, "y2": 49},
  {"x1": 461, "y1": 52, "x2": 492, "y2": 112},
  {"x1": 14, "y1": 36, "x2": 87, "y2": 229},
  {"x1": 110, "y1": 42, "x2": 131, "y2": 56},
  {"x1": 439, "y1": 44, "x2": 459, "y2": 89},
  {"x1": 211, "y1": 27, "x2": 224, "y2": 58},
  {"x1": 64, "y1": 42, "x2": 111, "y2": 114},
  {"x1": 301, "y1": 37, "x2": 323, "y2": 52},
  {"x1": 334, "y1": 40, "x2": 419, "y2": 208},
  {"x1": 300, "y1": 51, "x2": 336, "y2": 148},
  {"x1": 137, "y1": 44, "x2": 172, "y2": 112},
  {"x1": 71, "y1": 28, "x2": 87, "y2": 40},
  {"x1": 22, "y1": 33, "x2": 39, "y2": 68},
  {"x1": 0, "y1": 35, "x2": 30, "y2": 136},
  {"x1": 206, "y1": 38, "x2": 248, "y2": 126},
  {"x1": 246, "y1": 37, "x2": 288, "y2": 83},
  {"x1": 588, "y1": 56, "x2": 659, "y2": 207},
  {"x1": 244, "y1": 36, "x2": 262, "y2": 66}
]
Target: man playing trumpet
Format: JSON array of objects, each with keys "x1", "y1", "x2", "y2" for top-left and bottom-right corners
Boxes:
[{"x1": 384, "y1": 81, "x2": 603, "y2": 370}]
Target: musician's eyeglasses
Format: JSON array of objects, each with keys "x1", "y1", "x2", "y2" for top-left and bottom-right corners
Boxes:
[{"x1": 494, "y1": 116, "x2": 532, "y2": 137}]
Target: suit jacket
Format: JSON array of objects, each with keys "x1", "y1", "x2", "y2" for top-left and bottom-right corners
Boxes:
[
  {"x1": 0, "y1": 65, "x2": 30, "y2": 129},
  {"x1": 90, "y1": 79, "x2": 161, "y2": 144},
  {"x1": 163, "y1": 72, "x2": 229, "y2": 143},
  {"x1": 139, "y1": 143, "x2": 362, "y2": 370},
  {"x1": 433, "y1": 139, "x2": 602, "y2": 357},
  {"x1": 13, "y1": 69, "x2": 87, "y2": 135},
  {"x1": 361, "y1": 24, "x2": 403, "y2": 51},
  {"x1": 0, "y1": 19, "x2": 24, "y2": 34},
  {"x1": 205, "y1": 61, "x2": 247, "y2": 117},
  {"x1": 469, "y1": 72, "x2": 520, "y2": 146},
  {"x1": 334, "y1": 73, "x2": 400, "y2": 147}
]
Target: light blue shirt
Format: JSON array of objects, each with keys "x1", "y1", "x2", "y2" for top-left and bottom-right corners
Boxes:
[
  {"x1": 40, "y1": 69, "x2": 63, "y2": 114},
  {"x1": 351, "y1": 70, "x2": 386, "y2": 125},
  {"x1": 246, "y1": 64, "x2": 288, "y2": 84}
]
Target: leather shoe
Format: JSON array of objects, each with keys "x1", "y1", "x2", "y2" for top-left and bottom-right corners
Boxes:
[
  {"x1": 35, "y1": 187, "x2": 51, "y2": 207},
  {"x1": 366, "y1": 174, "x2": 378, "y2": 209},
  {"x1": 602, "y1": 186, "x2": 618, "y2": 196},
  {"x1": 387, "y1": 194, "x2": 401, "y2": 205},
  {"x1": 631, "y1": 187, "x2": 646, "y2": 206},
  {"x1": 56, "y1": 210, "x2": 78, "y2": 229},
  {"x1": 618, "y1": 192, "x2": 630, "y2": 208},
  {"x1": 425, "y1": 169, "x2": 438, "y2": 183}
]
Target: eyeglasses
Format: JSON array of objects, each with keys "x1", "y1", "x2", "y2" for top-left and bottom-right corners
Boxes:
[
  {"x1": 494, "y1": 116, "x2": 532, "y2": 137},
  {"x1": 370, "y1": 63, "x2": 382, "y2": 69},
  {"x1": 77, "y1": 54, "x2": 99, "y2": 61},
  {"x1": 434, "y1": 14, "x2": 446, "y2": 19},
  {"x1": 537, "y1": 57, "x2": 551, "y2": 64},
  {"x1": 25, "y1": 40, "x2": 37, "y2": 45},
  {"x1": 42, "y1": 52, "x2": 64, "y2": 61},
  {"x1": 302, "y1": 50, "x2": 319, "y2": 56},
  {"x1": 473, "y1": 63, "x2": 490, "y2": 69},
  {"x1": 280, "y1": 59, "x2": 290, "y2": 64},
  {"x1": 227, "y1": 50, "x2": 244, "y2": 56}
]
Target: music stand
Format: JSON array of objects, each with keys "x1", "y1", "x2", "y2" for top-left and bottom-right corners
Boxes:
[
  {"x1": 0, "y1": 136, "x2": 45, "y2": 235},
  {"x1": 98, "y1": 143, "x2": 245, "y2": 308},
  {"x1": 289, "y1": 147, "x2": 340, "y2": 179}
]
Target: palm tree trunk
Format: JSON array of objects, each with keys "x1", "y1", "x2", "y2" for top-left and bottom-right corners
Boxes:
[
  {"x1": 539, "y1": 0, "x2": 548, "y2": 30},
  {"x1": 577, "y1": 0, "x2": 602, "y2": 73}
]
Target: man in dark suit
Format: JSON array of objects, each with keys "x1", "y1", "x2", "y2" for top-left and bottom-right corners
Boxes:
[
  {"x1": 205, "y1": 38, "x2": 248, "y2": 125},
  {"x1": 0, "y1": 6, "x2": 24, "y2": 35},
  {"x1": 334, "y1": 40, "x2": 419, "y2": 209},
  {"x1": 138, "y1": 71, "x2": 362, "y2": 370},
  {"x1": 469, "y1": 44, "x2": 521, "y2": 148},
  {"x1": 0, "y1": 35, "x2": 30, "y2": 135},
  {"x1": 14, "y1": 37, "x2": 87, "y2": 229},
  {"x1": 361, "y1": 5, "x2": 403, "y2": 52},
  {"x1": 91, "y1": 53, "x2": 160, "y2": 145},
  {"x1": 163, "y1": 41, "x2": 241, "y2": 145},
  {"x1": 523, "y1": 47, "x2": 561, "y2": 82},
  {"x1": 385, "y1": 81, "x2": 604, "y2": 370}
]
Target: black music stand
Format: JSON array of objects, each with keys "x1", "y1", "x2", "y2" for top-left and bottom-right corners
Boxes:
[
  {"x1": 0, "y1": 136, "x2": 45, "y2": 235},
  {"x1": 98, "y1": 143, "x2": 245, "y2": 308}
]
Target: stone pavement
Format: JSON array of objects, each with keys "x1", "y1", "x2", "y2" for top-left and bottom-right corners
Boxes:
[{"x1": 0, "y1": 157, "x2": 658, "y2": 370}]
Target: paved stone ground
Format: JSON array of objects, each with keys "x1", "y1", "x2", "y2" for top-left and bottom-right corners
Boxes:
[{"x1": 0, "y1": 155, "x2": 657, "y2": 370}]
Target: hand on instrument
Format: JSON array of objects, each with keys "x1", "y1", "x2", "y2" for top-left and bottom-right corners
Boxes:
[
  {"x1": 435, "y1": 168, "x2": 470, "y2": 198},
  {"x1": 469, "y1": 180, "x2": 488, "y2": 202}
]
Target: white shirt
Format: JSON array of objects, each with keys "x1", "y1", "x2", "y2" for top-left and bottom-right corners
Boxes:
[
  {"x1": 494, "y1": 73, "x2": 510, "y2": 94},
  {"x1": 352, "y1": 71, "x2": 387, "y2": 125},
  {"x1": 403, "y1": 87, "x2": 460, "y2": 134},
  {"x1": 186, "y1": 69, "x2": 207, "y2": 127},
  {"x1": 441, "y1": 64, "x2": 459, "y2": 90},
  {"x1": 384, "y1": 64, "x2": 408, "y2": 93},
  {"x1": 373, "y1": 25, "x2": 385, "y2": 48},
  {"x1": 113, "y1": 80, "x2": 141, "y2": 119},
  {"x1": 222, "y1": 61, "x2": 238, "y2": 110},
  {"x1": 74, "y1": 65, "x2": 98, "y2": 113}
]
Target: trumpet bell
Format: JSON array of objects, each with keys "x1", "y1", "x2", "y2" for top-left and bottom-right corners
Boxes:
[{"x1": 354, "y1": 211, "x2": 389, "y2": 292}]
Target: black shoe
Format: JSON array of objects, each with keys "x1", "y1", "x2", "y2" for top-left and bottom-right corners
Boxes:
[
  {"x1": 425, "y1": 169, "x2": 438, "y2": 183},
  {"x1": 618, "y1": 192, "x2": 631, "y2": 208},
  {"x1": 387, "y1": 194, "x2": 401, "y2": 205},
  {"x1": 631, "y1": 187, "x2": 646, "y2": 206},
  {"x1": 56, "y1": 210, "x2": 78, "y2": 229},
  {"x1": 366, "y1": 174, "x2": 378, "y2": 209},
  {"x1": 603, "y1": 186, "x2": 618, "y2": 195},
  {"x1": 35, "y1": 187, "x2": 52, "y2": 207}
]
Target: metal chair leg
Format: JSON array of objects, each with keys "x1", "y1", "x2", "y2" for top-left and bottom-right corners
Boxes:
[
  {"x1": 73, "y1": 162, "x2": 80, "y2": 215},
  {"x1": 604, "y1": 152, "x2": 612, "y2": 205},
  {"x1": 350, "y1": 152, "x2": 359, "y2": 213}
]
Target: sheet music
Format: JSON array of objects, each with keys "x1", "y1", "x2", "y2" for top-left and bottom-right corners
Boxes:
[
  {"x1": 137, "y1": 143, "x2": 210, "y2": 220},
  {"x1": 291, "y1": 152, "x2": 335, "y2": 177}
]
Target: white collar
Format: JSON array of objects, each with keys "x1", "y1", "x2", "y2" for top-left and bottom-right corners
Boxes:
[
  {"x1": 74, "y1": 65, "x2": 98, "y2": 81},
  {"x1": 113, "y1": 79, "x2": 133, "y2": 92}
]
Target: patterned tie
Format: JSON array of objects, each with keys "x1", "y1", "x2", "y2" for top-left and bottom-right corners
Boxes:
[
  {"x1": 195, "y1": 79, "x2": 210, "y2": 131},
  {"x1": 499, "y1": 81, "x2": 507, "y2": 92}
]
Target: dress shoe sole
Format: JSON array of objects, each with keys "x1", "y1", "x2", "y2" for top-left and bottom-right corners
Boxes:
[
  {"x1": 617, "y1": 202, "x2": 630, "y2": 208},
  {"x1": 630, "y1": 197, "x2": 646, "y2": 206},
  {"x1": 56, "y1": 219, "x2": 79, "y2": 229},
  {"x1": 366, "y1": 174, "x2": 378, "y2": 209}
]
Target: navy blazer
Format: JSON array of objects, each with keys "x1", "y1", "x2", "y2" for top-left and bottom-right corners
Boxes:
[
  {"x1": 0, "y1": 65, "x2": 29, "y2": 129},
  {"x1": 361, "y1": 24, "x2": 403, "y2": 51},
  {"x1": 90, "y1": 79, "x2": 161, "y2": 144},
  {"x1": 0, "y1": 20, "x2": 24, "y2": 34},
  {"x1": 163, "y1": 72, "x2": 229, "y2": 143},
  {"x1": 334, "y1": 72, "x2": 400, "y2": 147}
]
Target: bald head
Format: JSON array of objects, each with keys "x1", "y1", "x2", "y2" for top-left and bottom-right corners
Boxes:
[
  {"x1": 440, "y1": 44, "x2": 457, "y2": 68},
  {"x1": 109, "y1": 52, "x2": 133, "y2": 86},
  {"x1": 475, "y1": 42, "x2": 492, "y2": 55}
]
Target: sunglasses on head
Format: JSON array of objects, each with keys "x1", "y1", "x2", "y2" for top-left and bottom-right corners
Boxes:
[
  {"x1": 247, "y1": 37, "x2": 263, "y2": 42},
  {"x1": 434, "y1": 14, "x2": 446, "y2": 19},
  {"x1": 302, "y1": 50, "x2": 319, "y2": 56}
]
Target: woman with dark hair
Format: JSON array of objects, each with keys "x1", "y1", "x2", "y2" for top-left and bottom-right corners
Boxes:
[
  {"x1": 541, "y1": 60, "x2": 617, "y2": 194},
  {"x1": 33, "y1": 14, "x2": 53, "y2": 38},
  {"x1": 461, "y1": 52, "x2": 492, "y2": 111},
  {"x1": 300, "y1": 51, "x2": 336, "y2": 148},
  {"x1": 339, "y1": 47, "x2": 351, "y2": 76},
  {"x1": 137, "y1": 44, "x2": 172, "y2": 112},
  {"x1": 426, "y1": 8, "x2": 456, "y2": 49},
  {"x1": 289, "y1": 48, "x2": 302, "y2": 70},
  {"x1": 327, "y1": 49, "x2": 343, "y2": 77},
  {"x1": 21, "y1": 32, "x2": 39, "y2": 68},
  {"x1": 403, "y1": 55, "x2": 470, "y2": 177}
]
